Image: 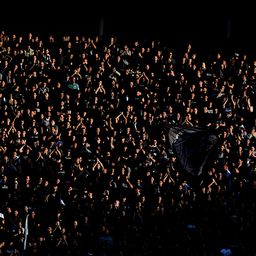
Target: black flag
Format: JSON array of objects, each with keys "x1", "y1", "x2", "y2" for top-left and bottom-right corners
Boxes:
[{"x1": 168, "y1": 126, "x2": 218, "y2": 176}]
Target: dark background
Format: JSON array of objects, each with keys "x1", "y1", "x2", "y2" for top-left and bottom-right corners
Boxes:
[{"x1": 0, "y1": 1, "x2": 255, "y2": 50}]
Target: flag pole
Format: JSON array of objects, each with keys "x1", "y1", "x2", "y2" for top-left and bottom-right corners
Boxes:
[{"x1": 22, "y1": 214, "x2": 29, "y2": 256}]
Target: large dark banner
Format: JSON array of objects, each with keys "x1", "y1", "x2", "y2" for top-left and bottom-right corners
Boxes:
[{"x1": 168, "y1": 126, "x2": 218, "y2": 176}]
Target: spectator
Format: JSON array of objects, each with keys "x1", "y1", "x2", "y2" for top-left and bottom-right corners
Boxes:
[{"x1": 0, "y1": 30, "x2": 255, "y2": 256}]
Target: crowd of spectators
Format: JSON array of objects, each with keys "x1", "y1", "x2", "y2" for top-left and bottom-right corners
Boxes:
[{"x1": 0, "y1": 30, "x2": 255, "y2": 255}]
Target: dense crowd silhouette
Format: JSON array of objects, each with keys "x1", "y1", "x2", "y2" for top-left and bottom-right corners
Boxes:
[{"x1": 0, "y1": 31, "x2": 255, "y2": 255}]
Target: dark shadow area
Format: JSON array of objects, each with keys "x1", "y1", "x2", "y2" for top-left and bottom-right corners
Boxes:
[{"x1": 1, "y1": 1, "x2": 255, "y2": 49}]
